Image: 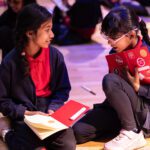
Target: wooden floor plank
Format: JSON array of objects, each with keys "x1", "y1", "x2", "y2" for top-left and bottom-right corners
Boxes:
[{"x1": 76, "y1": 138, "x2": 150, "y2": 150}]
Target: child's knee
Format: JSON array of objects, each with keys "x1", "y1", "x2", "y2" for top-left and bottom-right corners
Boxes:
[
  {"x1": 102, "y1": 73, "x2": 121, "y2": 92},
  {"x1": 73, "y1": 122, "x2": 96, "y2": 144}
]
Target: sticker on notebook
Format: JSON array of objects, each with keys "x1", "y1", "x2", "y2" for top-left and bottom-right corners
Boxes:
[
  {"x1": 137, "y1": 58, "x2": 145, "y2": 67},
  {"x1": 115, "y1": 56, "x2": 124, "y2": 65},
  {"x1": 140, "y1": 49, "x2": 147, "y2": 57},
  {"x1": 127, "y1": 51, "x2": 135, "y2": 59}
]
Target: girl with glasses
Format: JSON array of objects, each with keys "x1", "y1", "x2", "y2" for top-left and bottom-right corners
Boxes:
[{"x1": 73, "y1": 5, "x2": 150, "y2": 150}]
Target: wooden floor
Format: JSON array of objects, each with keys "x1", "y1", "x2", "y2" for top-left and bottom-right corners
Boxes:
[
  {"x1": 76, "y1": 138, "x2": 150, "y2": 150},
  {"x1": 0, "y1": 1, "x2": 150, "y2": 150},
  {"x1": 56, "y1": 42, "x2": 108, "y2": 108}
]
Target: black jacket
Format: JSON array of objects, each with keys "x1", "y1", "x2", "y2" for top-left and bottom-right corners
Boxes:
[{"x1": 0, "y1": 46, "x2": 71, "y2": 121}]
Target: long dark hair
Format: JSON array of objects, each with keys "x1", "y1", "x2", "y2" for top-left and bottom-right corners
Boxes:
[
  {"x1": 14, "y1": 3, "x2": 52, "y2": 76},
  {"x1": 101, "y1": 5, "x2": 150, "y2": 45},
  {"x1": 15, "y1": 3, "x2": 52, "y2": 50}
]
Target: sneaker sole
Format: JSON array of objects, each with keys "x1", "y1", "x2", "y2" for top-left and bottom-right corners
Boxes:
[
  {"x1": 126, "y1": 135, "x2": 147, "y2": 150},
  {"x1": 104, "y1": 134, "x2": 147, "y2": 150}
]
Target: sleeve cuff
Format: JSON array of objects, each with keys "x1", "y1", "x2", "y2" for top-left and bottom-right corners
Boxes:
[
  {"x1": 48, "y1": 100, "x2": 64, "y2": 111},
  {"x1": 16, "y1": 105, "x2": 27, "y2": 120},
  {"x1": 138, "y1": 85, "x2": 149, "y2": 97}
]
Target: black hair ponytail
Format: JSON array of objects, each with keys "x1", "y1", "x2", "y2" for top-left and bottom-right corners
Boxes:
[
  {"x1": 15, "y1": 3, "x2": 52, "y2": 76},
  {"x1": 101, "y1": 5, "x2": 150, "y2": 46},
  {"x1": 139, "y1": 19, "x2": 150, "y2": 45}
]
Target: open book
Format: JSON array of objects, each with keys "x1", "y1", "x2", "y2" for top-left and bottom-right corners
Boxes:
[
  {"x1": 24, "y1": 100, "x2": 90, "y2": 140},
  {"x1": 106, "y1": 46, "x2": 150, "y2": 84}
]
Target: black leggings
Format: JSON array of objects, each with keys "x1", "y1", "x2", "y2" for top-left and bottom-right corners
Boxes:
[
  {"x1": 103, "y1": 73, "x2": 140, "y2": 130},
  {"x1": 73, "y1": 104, "x2": 121, "y2": 144},
  {"x1": 73, "y1": 73, "x2": 142, "y2": 144}
]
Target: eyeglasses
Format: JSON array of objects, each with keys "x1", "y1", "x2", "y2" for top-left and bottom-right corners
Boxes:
[
  {"x1": 102, "y1": 32, "x2": 130, "y2": 45},
  {"x1": 102, "y1": 28, "x2": 138, "y2": 45}
]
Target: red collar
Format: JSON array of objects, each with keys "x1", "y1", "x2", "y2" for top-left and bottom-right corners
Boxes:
[
  {"x1": 25, "y1": 48, "x2": 49, "y2": 62},
  {"x1": 127, "y1": 36, "x2": 142, "y2": 51}
]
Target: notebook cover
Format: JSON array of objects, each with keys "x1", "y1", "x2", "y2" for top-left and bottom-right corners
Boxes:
[
  {"x1": 51, "y1": 100, "x2": 90, "y2": 126},
  {"x1": 105, "y1": 46, "x2": 150, "y2": 84}
]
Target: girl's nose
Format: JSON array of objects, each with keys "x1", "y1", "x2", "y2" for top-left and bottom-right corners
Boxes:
[
  {"x1": 108, "y1": 40, "x2": 113, "y2": 46},
  {"x1": 108, "y1": 39, "x2": 116, "y2": 48},
  {"x1": 50, "y1": 30, "x2": 54, "y2": 39}
]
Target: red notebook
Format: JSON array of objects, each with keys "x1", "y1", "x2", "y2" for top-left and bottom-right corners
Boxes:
[
  {"x1": 24, "y1": 100, "x2": 90, "y2": 140},
  {"x1": 51, "y1": 100, "x2": 90, "y2": 126},
  {"x1": 106, "y1": 46, "x2": 150, "y2": 84}
]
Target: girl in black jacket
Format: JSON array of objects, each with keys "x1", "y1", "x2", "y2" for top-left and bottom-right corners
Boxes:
[{"x1": 0, "y1": 3, "x2": 76, "y2": 150}]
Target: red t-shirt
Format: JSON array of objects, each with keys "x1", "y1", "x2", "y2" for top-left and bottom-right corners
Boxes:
[{"x1": 26, "y1": 48, "x2": 51, "y2": 97}]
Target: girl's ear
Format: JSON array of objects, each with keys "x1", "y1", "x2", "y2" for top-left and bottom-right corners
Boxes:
[
  {"x1": 26, "y1": 31, "x2": 34, "y2": 39},
  {"x1": 131, "y1": 30, "x2": 136, "y2": 36},
  {"x1": 128, "y1": 30, "x2": 136, "y2": 39}
]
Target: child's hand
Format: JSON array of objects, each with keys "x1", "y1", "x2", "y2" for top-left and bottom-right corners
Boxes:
[
  {"x1": 25, "y1": 110, "x2": 48, "y2": 116},
  {"x1": 48, "y1": 110, "x2": 54, "y2": 115},
  {"x1": 126, "y1": 67, "x2": 140, "y2": 92}
]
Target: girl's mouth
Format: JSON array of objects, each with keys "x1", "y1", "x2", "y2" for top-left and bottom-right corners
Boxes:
[{"x1": 113, "y1": 47, "x2": 117, "y2": 50}]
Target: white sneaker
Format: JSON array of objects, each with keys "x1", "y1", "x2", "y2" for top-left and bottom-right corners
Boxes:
[{"x1": 104, "y1": 129, "x2": 146, "y2": 150}]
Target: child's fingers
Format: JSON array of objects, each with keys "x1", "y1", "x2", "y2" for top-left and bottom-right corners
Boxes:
[
  {"x1": 25, "y1": 111, "x2": 48, "y2": 116},
  {"x1": 38, "y1": 111, "x2": 49, "y2": 116},
  {"x1": 48, "y1": 110, "x2": 54, "y2": 115},
  {"x1": 126, "y1": 70, "x2": 132, "y2": 80},
  {"x1": 135, "y1": 67, "x2": 139, "y2": 80}
]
